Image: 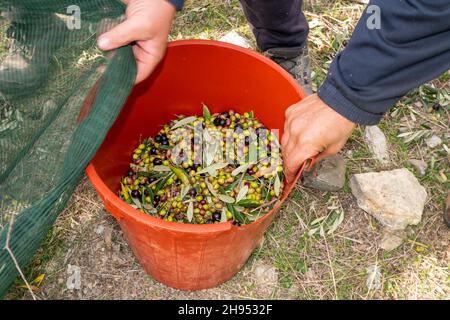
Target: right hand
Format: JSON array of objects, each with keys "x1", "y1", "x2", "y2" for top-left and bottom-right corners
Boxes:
[{"x1": 97, "y1": 0, "x2": 176, "y2": 84}]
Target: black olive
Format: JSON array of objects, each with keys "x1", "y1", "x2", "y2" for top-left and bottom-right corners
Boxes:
[
  {"x1": 219, "y1": 118, "x2": 227, "y2": 126},
  {"x1": 154, "y1": 195, "x2": 161, "y2": 204},
  {"x1": 213, "y1": 212, "x2": 221, "y2": 221},
  {"x1": 143, "y1": 189, "x2": 150, "y2": 196},
  {"x1": 127, "y1": 169, "x2": 134, "y2": 176},
  {"x1": 155, "y1": 135, "x2": 163, "y2": 142},
  {"x1": 188, "y1": 188, "x2": 197, "y2": 197},
  {"x1": 161, "y1": 140, "x2": 169, "y2": 146},
  {"x1": 148, "y1": 177, "x2": 156, "y2": 183},
  {"x1": 221, "y1": 111, "x2": 230, "y2": 118},
  {"x1": 432, "y1": 103, "x2": 441, "y2": 110},
  {"x1": 232, "y1": 220, "x2": 241, "y2": 226},
  {"x1": 206, "y1": 220, "x2": 213, "y2": 224},
  {"x1": 153, "y1": 158, "x2": 163, "y2": 165},
  {"x1": 244, "y1": 136, "x2": 250, "y2": 144},
  {"x1": 131, "y1": 190, "x2": 141, "y2": 198},
  {"x1": 149, "y1": 147, "x2": 158, "y2": 155},
  {"x1": 213, "y1": 117, "x2": 221, "y2": 126}
]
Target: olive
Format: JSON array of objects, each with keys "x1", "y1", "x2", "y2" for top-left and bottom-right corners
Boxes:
[
  {"x1": 155, "y1": 135, "x2": 163, "y2": 142},
  {"x1": 153, "y1": 158, "x2": 163, "y2": 165},
  {"x1": 149, "y1": 147, "x2": 158, "y2": 155},
  {"x1": 235, "y1": 123, "x2": 243, "y2": 130},
  {"x1": 244, "y1": 136, "x2": 250, "y2": 144},
  {"x1": 154, "y1": 195, "x2": 161, "y2": 203},
  {"x1": 213, "y1": 212, "x2": 221, "y2": 221},
  {"x1": 219, "y1": 118, "x2": 227, "y2": 126},
  {"x1": 161, "y1": 140, "x2": 169, "y2": 146},
  {"x1": 188, "y1": 188, "x2": 197, "y2": 197},
  {"x1": 143, "y1": 189, "x2": 150, "y2": 196},
  {"x1": 232, "y1": 220, "x2": 241, "y2": 226},
  {"x1": 131, "y1": 190, "x2": 141, "y2": 198},
  {"x1": 213, "y1": 117, "x2": 222, "y2": 126},
  {"x1": 148, "y1": 177, "x2": 156, "y2": 183},
  {"x1": 432, "y1": 102, "x2": 441, "y2": 110},
  {"x1": 247, "y1": 168, "x2": 255, "y2": 175},
  {"x1": 206, "y1": 220, "x2": 213, "y2": 224},
  {"x1": 127, "y1": 169, "x2": 134, "y2": 177},
  {"x1": 221, "y1": 111, "x2": 230, "y2": 118}
]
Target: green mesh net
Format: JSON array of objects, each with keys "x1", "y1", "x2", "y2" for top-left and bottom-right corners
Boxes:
[{"x1": 0, "y1": 0, "x2": 136, "y2": 296}]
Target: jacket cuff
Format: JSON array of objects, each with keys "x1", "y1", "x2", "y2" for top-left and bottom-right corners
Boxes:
[
  {"x1": 167, "y1": 0, "x2": 184, "y2": 11},
  {"x1": 317, "y1": 79, "x2": 383, "y2": 125}
]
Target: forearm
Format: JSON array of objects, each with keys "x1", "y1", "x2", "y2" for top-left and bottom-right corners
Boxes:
[{"x1": 318, "y1": 0, "x2": 450, "y2": 125}]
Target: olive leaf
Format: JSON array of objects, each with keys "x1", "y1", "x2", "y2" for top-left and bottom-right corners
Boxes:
[
  {"x1": 180, "y1": 184, "x2": 190, "y2": 199},
  {"x1": 153, "y1": 165, "x2": 171, "y2": 172},
  {"x1": 205, "y1": 180, "x2": 218, "y2": 197},
  {"x1": 220, "y1": 207, "x2": 228, "y2": 223},
  {"x1": 236, "y1": 185, "x2": 249, "y2": 203},
  {"x1": 274, "y1": 174, "x2": 281, "y2": 197},
  {"x1": 131, "y1": 197, "x2": 142, "y2": 208},
  {"x1": 236, "y1": 199, "x2": 260, "y2": 208},
  {"x1": 218, "y1": 194, "x2": 235, "y2": 203},
  {"x1": 170, "y1": 116, "x2": 197, "y2": 130},
  {"x1": 231, "y1": 163, "x2": 249, "y2": 176},
  {"x1": 169, "y1": 165, "x2": 190, "y2": 185},
  {"x1": 202, "y1": 103, "x2": 211, "y2": 121},
  {"x1": 224, "y1": 177, "x2": 240, "y2": 192},
  {"x1": 120, "y1": 183, "x2": 130, "y2": 200},
  {"x1": 197, "y1": 162, "x2": 228, "y2": 176},
  {"x1": 187, "y1": 201, "x2": 194, "y2": 222}
]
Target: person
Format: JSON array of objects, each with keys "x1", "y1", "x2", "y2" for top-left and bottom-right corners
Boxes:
[{"x1": 96, "y1": 0, "x2": 449, "y2": 182}]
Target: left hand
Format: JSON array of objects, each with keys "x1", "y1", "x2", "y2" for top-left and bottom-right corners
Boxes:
[{"x1": 281, "y1": 94, "x2": 356, "y2": 182}]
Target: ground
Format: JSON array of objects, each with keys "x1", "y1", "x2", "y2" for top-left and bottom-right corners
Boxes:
[{"x1": 5, "y1": 0, "x2": 450, "y2": 300}]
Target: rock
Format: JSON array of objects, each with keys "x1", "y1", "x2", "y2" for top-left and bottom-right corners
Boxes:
[
  {"x1": 303, "y1": 154, "x2": 347, "y2": 191},
  {"x1": 379, "y1": 229, "x2": 407, "y2": 251},
  {"x1": 219, "y1": 31, "x2": 253, "y2": 49},
  {"x1": 425, "y1": 135, "x2": 442, "y2": 148},
  {"x1": 364, "y1": 126, "x2": 390, "y2": 164},
  {"x1": 95, "y1": 225, "x2": 105, "y2": 235},
  {"x1": 66, "y1": 264, "x2": 81, "y2": 290},
  {"x1": 253, "y1": 262, "x2": 278, "y2": 287},
  {"x1": 349, "y1": 168, "x2": 427, "y2": 230},
  {"x1": 407, "y1": 159, "x2": 427, "y2": 176}
]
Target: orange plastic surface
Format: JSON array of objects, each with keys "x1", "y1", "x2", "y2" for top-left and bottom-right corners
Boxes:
[{"x1": 86, "y1": 40, "x2": 307, "y2": 290}]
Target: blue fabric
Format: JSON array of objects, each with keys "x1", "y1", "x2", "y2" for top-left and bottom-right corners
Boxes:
[
  {"x1": 168, "y1": 0, "x2": 183, "y2": 11},
  {"x1": 318, "y1": 0, "x2": 450, "y2": 124}
]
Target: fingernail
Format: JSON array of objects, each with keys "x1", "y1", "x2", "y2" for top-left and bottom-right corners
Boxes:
[{"x1": 97, "y1": 36, "x2": 110, "y2": 50}]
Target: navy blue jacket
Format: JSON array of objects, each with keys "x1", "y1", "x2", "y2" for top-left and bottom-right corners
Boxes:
[{"x1": 169, "y1": 0, "x2": 450, "y2": 125}]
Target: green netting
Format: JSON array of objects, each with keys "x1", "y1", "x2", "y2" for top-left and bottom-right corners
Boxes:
[{"x1": 0, "y1": 0, "x2": 136, "y2": 296}]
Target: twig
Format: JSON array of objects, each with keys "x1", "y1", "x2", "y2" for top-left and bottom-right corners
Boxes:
[{"x1": 4, "y1": 215, "x2": 37, "y2": 300}]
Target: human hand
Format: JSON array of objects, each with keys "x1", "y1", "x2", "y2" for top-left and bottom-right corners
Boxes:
[
  {"x1": 281, "y1": 94, "x2": 356, "y2": 182},
  {"x1": 97, "y1": 0, "x2": 176, "y2": 83}
]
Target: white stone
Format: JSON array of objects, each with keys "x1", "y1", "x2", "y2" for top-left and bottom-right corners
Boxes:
[
  {"x1": 219, "y1": 31, "x2": 253, "y2": 49},
  {"x1": 350, "y1": 168, "x2": 427, "y2": 230},
  {"x1": 364, "y1": 126, "x2": 390, "y2": 164},
  {"x1": 253, "y1": 262, "x2": 278, "y2": 286},
  {"x1": 407, "y1": 159, "x2": 427, "y2": 176},
  {"x1": 425, "y1": 135, "x2": 442, "y2": 148},
  {"x1": 379, "y1": 229, "x2": 407, "y2": 251}
]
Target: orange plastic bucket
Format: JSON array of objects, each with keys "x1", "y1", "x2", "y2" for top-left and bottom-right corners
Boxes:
[{"x1": 86, "y1": 40, "x2": 307, "y2": 290}]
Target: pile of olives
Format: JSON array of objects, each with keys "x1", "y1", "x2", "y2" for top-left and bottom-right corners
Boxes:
[{"x1": 119, "y1": 105, "x2": 284, "y2": 225}]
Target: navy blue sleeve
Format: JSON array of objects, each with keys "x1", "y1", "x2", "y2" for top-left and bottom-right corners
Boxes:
[
  {"x1": 167, "y1": 0, "x2": 183, "y2": 11},
  {"x1": 317, "y1": 0, "x2": 450, "y2": 125}
]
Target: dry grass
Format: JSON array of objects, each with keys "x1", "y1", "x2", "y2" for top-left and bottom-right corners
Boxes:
[{"x1": 5, "y1": 0, "x2": 449, "y2": 300}]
